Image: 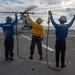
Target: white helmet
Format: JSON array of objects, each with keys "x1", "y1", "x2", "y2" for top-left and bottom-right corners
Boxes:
[
  {"x1": 59, "y1": 16, "x2": 67, "y2": 23},
  {"x1": 36, "y1": 18, "x2": 43, "y2": 24}
]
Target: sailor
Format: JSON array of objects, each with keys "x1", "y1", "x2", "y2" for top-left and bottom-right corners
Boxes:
[
  {"x1": 0, "y1": 12, "x2": 18, "y2": 61},
  {"x1": 48, "y1": 11, "x2": 75, "y2": 68},
  {"x1": 26, "y1": 12, "x2": 45, "y2": 60}
]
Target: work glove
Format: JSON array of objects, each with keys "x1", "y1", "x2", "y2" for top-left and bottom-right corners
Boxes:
[
  {"x1": 24, "y1": 12, "x2": 29, "y2": 16},
  {"x1": 47, "y1": 11, "x2": 52, "y2": 24},
  {"x1": 14, "y1": 12, "x2": 18, "y2": 15},
  {"x1": 48, "y1": 11, "x2": 52, "y2": 15},
  {"x1": 41, "y1": 38, "x2": 43, "y2": 41}
]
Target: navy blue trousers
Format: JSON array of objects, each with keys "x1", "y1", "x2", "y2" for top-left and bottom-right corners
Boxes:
[
  {"x1": 30, "y1": 36, "x2": 42, "y2": 56},
  {"x1": 55, "y1": 39, "x2": 66, "y2": 64},
  {"x1": 4, "y1": 37, "x2": 14, "y2": 58}
]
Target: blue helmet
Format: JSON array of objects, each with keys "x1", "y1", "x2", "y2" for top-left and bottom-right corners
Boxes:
[
  {"x1": 59, "y1": 16, "x2": 67, "y2": 23},
  {"x1": 6, "y1": 16, "x2": 12, "y2": 22}
]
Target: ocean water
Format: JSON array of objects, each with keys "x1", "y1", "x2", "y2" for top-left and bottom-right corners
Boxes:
[
  {"x1": 0, "y1": 25, "x2": 75, "y2": 33},
  {"x1": 44, "y1": 26, "x2": 75, "y2": 30}
]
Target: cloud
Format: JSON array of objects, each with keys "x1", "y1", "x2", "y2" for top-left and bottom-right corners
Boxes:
[
  {"x1": 66, "y1": 8, "x2": 75, "y2": 17},
  {"x1": 0, "y1": 0, "x2": 75, "y2": 26}
]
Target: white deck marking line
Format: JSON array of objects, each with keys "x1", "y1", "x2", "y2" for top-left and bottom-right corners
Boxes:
[
  {"x1": 26, "y1": 59, "x2": 53, "y2": 64},
  {"x1": 20, "y1": 34, "x2": 55, "y2": 51},
  {"x1": 15, "y1": 57, "x2": 53, "y2": 64}
]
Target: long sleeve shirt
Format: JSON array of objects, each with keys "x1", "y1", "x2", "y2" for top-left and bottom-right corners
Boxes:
[
  {"x1": 0, "y1": 14, "x2": 18, "y2": 37},
  {"x1": 50, "y1": 15, "x2": 75, "y2": 40},
  {"x1": 27, "y1": 14, "x2": 45, "y2": 39}
]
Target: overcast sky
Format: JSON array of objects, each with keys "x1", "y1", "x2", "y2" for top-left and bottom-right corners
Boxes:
[{"x1": 0, "y1": 0, "x2": 75, "y2": 26}]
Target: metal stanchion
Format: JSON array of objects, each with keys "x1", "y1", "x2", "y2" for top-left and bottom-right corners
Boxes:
[{"x1": 16, "y1": 22, "x2": 25, "y2": 60}]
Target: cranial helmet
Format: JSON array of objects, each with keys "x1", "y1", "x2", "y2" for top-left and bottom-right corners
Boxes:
[
  {"x1": 59, "y1": 16, "x2": 67, "y2": 23},
  {"x1": 6, "y1": 16, "x2": 12, "y2": 22},
  {"x1": 36, "y1": 18, "x2": 43, "y2": 24}
]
